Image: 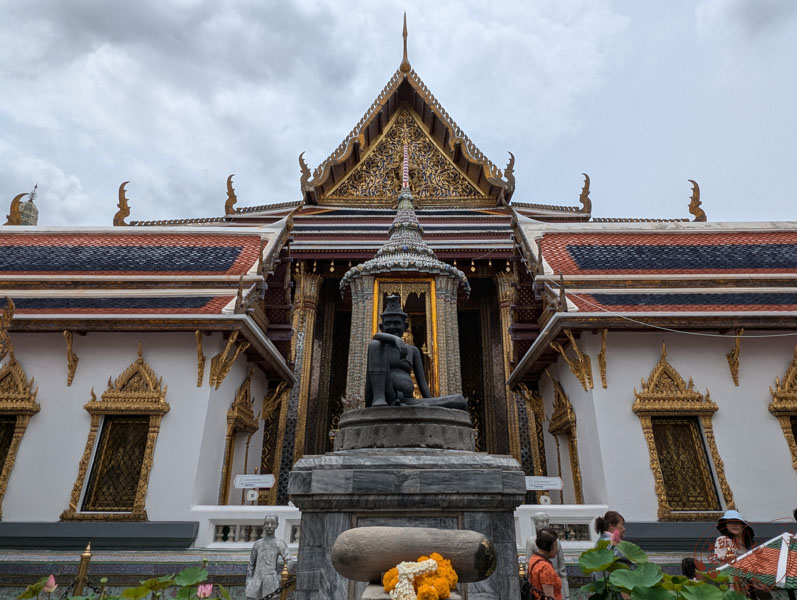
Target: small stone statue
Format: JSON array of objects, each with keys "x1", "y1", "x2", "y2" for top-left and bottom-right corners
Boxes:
[
  {"x1": 245, "y1": 514, "x2": 291, "y2": 600},
  {"x1": 365, "y1": 295, "x2": 467, "y2": 410}
]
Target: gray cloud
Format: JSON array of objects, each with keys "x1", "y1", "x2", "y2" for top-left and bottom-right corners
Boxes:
[{"x1": 0, "y1": 1, "x2": 793, "y2": 225}]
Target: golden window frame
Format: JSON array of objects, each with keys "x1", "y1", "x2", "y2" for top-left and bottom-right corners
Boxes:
[
  {"x1": 769, "y1": 345, "x2": 797, "y2": 472},
  {"x1": 546, "y1": 371, "x2": 584, "y2": 504},
  {"x1": 633, "y1": 343, "x2": 734, "y2": 521},
  {"x1": 218, "y1": 368, "x2": 259, "y2": 504},
  {"x1": 0, "y1": 353, "x2": 39, "y2": 520},
  {"x1": 61, "y1": 344, "x2": 169, "y2": 522}
]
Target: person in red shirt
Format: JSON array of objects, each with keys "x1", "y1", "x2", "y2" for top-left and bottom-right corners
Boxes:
[{"x1": 528, "y1": 527, "x2": 562, "y2": 600}]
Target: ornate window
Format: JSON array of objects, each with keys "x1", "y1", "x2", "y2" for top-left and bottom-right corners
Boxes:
[
  {"x1": 218, "y1": 368, "x2": 259, "y2": 504},
  {"x1": 61, "y1": 344, "x2": 169, "y2": 521},
  {"x1": 546, "y1": 372, "x2": 583, "y2": 504},
  {"x1": 0, "y1": 354, "x2": 40, "y2": 519},
  {"x1": 769, "y1": 346, "x2": 797, "y2": 471},
  {"x1": 634, "y1": 343, "x2": 734, "y2": 521}
]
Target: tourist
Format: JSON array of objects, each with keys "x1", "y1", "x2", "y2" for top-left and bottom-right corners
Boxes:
[
  {"x1": 712, "y1": 510, "x2": 754, "y2": 564},
  {"x1": 528, "y1": 527, "x2": 563, "y2": 600},
  {"x1": 595, "y1": 510, "x2": 626, "y2": 546},
  {"x1": 526, "y1": 512, "x2": 569, "y2": 600},
  {"x1": 681, "y1": 557, "x2": 698, "y2": 580}
]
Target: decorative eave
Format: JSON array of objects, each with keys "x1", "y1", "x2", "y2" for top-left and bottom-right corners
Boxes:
[{"x1": 300, "y1": 69, "x2": 515, "y2": 206}]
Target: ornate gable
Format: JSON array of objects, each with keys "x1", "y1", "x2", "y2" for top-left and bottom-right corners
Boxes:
[
  {"x1": 326, "y1": 109, "x2": 484, "y2": 205},
  {"x1": 300, "y1": 69, "x2": 515, "y2": 207}
]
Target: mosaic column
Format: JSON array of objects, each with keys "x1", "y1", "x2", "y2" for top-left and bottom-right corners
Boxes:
[
  {"x1": 275, "y1": 267, "x2": 322, "y2": 504},
  {"x1": 344, "y1": 274, "x2": 374, "y2": 408},
  {"x1": 495, "y1": 272, "x2": 521, "y2": 462},
  {"x1": 435, "y1": 275, "x2": 462, "y2": 395}
]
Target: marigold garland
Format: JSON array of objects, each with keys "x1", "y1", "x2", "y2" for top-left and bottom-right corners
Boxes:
[{"x1": 382, "y1": 553, "x2": 458, "y2": 600}]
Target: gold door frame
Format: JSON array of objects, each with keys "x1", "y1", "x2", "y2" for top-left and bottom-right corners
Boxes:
[{"x1": 371, "y1": 277, "x2": 439, "y2": 396}]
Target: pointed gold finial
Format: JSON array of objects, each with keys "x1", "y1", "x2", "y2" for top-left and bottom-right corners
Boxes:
[{"x1": 400, "y1": 12, "x2": 411, "y2": 74}]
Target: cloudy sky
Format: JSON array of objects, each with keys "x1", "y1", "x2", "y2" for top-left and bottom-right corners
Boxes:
[{"x1": 1, "y1": 0, "x2": 795, "y2": 226}]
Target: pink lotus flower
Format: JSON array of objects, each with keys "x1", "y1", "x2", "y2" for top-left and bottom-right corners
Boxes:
[
  {"x1": 42, "y1": 575, "x2": 57, "y2": 594},
  {"x1": 610, "y1": 529, "x2": 622, "y2": 545},
  {"x1": 196, "y1": 583, "x2": 213, "y2": 598}
]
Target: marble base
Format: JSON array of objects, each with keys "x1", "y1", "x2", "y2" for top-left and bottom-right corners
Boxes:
[{"x1": 288, "y1": 448, "x2": 525, "y2": 600}]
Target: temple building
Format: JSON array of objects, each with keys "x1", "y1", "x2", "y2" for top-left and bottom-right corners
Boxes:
[{"x1": 1, "y1": 19, "x2": 796, "y2": 584}]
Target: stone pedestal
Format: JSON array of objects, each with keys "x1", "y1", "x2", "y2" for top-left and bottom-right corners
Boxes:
[{"x1": 288, "y1": 406, "x2": 525, "y2": 600}]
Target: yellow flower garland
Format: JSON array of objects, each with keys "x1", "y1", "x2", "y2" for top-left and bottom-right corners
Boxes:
[{"x1": 383, "y1": 553, "x2": 458, "y2": 600}]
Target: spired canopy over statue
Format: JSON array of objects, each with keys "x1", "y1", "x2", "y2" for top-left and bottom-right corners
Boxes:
[{"x1": 340, "y1": 139, "x2": 470, "y2": 406}]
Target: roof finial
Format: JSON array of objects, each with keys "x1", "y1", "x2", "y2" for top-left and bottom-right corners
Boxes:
[{"x1": 399, "y1": 12, "x2": 411, "y2": 74}]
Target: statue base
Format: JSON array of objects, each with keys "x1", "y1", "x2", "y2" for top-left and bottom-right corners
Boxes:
[
  {"x1": 333, "y1": 405, "x2": 475, "y2": 451},
  {"x1": 288, "y1": 406, "x2": 524, "y2": 600}
]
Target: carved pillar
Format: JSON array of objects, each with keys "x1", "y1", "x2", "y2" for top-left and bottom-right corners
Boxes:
[
  {"x1": 435, "y1": 275, "x2": 462, "y2": 395},
  {"x1": 344, "y1": 275, "x2": 374, "y2": 407},
  {"x1": 495, "y1": 272, "x2": 521, "y2": 462},
  {"x1": 274, "y1": 267, "x2": 322, "y2": 504},
  {"x1": 292, "y1": 271, "x2": 322, "y2": 463}
]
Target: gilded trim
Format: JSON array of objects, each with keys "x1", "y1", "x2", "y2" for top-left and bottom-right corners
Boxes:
[
  {"x1": 769, "y1": 345, "x2": 797, "y2": 471},
  {"x1": 0, "y1": 352, "x2": 39, "y2": 519},
  {"x1": 195, "y1": 330, "x2": 206, "y2": 387},
  {"x1": 725, "y1": 328, "x2": 743, "y2": 387},
  {"x1": 633, "y1": 343, "x2": 734, "y2": 521},
  {"x1": 598, "y1": 329, "x2": 608, "y2": 389},
  {"x1": 61, "y1": 344, "x2": 169, "y2": 521},
  {"x1": 0, "y1": 297, "x2": 14, "y2": 363},
  {"x1": 550, "y1": 329, "x2": 593, "y2": 392},
  {"x1": 545, "y1": 370, "x2": 584, "y2": 504},
  {"x1": 209, "y1": 331, "x2": 251, "y2": 390},
  {"x1": 63, "y1": 331, "x2": 80, "y2": 386}
]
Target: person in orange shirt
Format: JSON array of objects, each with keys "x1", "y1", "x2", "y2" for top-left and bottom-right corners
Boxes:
[{"x1": 528, "y1": 527, "x2": 562, "y2": 600}]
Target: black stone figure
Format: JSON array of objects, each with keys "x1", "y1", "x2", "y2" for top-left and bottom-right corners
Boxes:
[{"x1": 364, "y1": 295, "x2": 467, "y2": 410}]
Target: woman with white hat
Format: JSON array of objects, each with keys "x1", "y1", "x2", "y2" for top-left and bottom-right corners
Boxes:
[{"x1": 712, "y1": 509, "x2": 755, "y2": 564}]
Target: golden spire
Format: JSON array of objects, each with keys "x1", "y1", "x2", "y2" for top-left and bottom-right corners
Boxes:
[{"x1": 399, "y1": 12, "x2": 411, "y2": 74}]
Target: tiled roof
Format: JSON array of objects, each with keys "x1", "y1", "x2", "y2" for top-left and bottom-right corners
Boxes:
[
  {"x1": 569, "y1": 292, "x2": 797, "y2": 313},
  {"x1": 541, "y1": 232, "x2": 797, "y2": 275},
  {"x1": 289, "y1": 206, "x2": 515, "y2": 256},
  {"x1": 0, "y1": 233, "x2": 262, "y2": 276},
  {"x1": 11, "y1": 295, "x2": 234, "y2": 314}
]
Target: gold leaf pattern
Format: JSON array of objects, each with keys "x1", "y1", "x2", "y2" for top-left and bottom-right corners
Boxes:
[{"x1": 328, "y1": 110, "x2": 482, "y2": 201}]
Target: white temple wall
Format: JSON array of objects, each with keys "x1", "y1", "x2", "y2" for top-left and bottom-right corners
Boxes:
[
  {"x1": 3, "y1": 330, "x2": 269, "y2": 522},
  {"x1": 579, "y1": 330, "x2": 797, "y2": 522},
  {"x1": 191, "y1": 334, "x2": 267, "y2": 508}
]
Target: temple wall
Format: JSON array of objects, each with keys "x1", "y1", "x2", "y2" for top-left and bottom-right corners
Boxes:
[
  {"x1": 540, "y1": 330, "x2": 797, "y2": 523},
  {"x1": 2, "y1": 331, "x2": 268, "y2": 522}
]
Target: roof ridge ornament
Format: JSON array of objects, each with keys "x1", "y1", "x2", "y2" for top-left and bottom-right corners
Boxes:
[
  {"x1": 225, "y1": 174, "x2": 239, "y2": 215},
  {"x1": 688, "y1": 179, "x2": 707, "y2": 222},
  {"x1": 400, "y1": 12, "x2": 411, "y2": 74},
  {"x1": 4, "y1": 193, "x2": 27, "y2": 226},
  {"x1": 579, "y1": 173, "x2": 591, "y2": 214},
  {"x1": 113, "y1": 181, "x2": 131, "y2": 226}
]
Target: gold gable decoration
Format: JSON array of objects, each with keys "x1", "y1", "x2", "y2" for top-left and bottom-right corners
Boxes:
[
  {"x1": 326, "y1": 110, "x2": 485, "y2": 205},
  {"x1": 632, "y1": 343, "x2": 717, "y2": 417},
  {"x1": 633, "y1": 343, "x2": 734, "y2": 521},
  {"x1": 61, "y1": 343, "x2": 169, "y2": 522},
  {"x1": 0, "y1": 353, "x2": 40, "y2": 519},
  {"x1": 219, "y1": 368, "x2": 259, "y2": 504},
  {"x1": 545, "y1": 371, "x2": 583, "y2": 504},
  {"x1": 769, "y1": 345, "x2": 797, "y2": 471}
]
